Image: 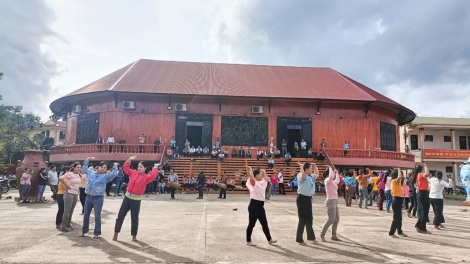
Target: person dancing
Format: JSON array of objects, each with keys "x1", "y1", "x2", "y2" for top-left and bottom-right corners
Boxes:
[
  {"x1": 80, "y1": 158, "x2": 118, "y2": 238},
  {"x1": 55, "y1": 166, "x2": 69, "y2": 230},
  {"x1": 389, "y1": 169, "x2": 408, "y2": 238},
  {"x1": 413, "y1": 164, "x2": 431, "y2": 234},
  {"x1": 245, "y1": 166, "x2": 277, "y2": 246},
  {"x1": 320, "y1": 166, "x2": 341, "y2": 242},
  {"x1": 59, "y1": 162, "x2": 83, "y2": 232},
  {"x1": 113, "y1": 156, "x2": 159, "y2": 242},
  {"x1": 429, "y1": 171, "x2": 453, "y2": 230},
  {"x1": 296, "y1": 162, "x2": 319, "y2": 245}
]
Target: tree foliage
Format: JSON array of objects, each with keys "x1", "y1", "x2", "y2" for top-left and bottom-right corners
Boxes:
[{"x1": 0, "y1": 105, "x2": 42, "y2": 163}]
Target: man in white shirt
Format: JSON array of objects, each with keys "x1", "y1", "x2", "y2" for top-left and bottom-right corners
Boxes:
[
  {"x1": 106, "y1": 135, "x2": 115, "y2": 152},
  {"x1": 257, "y1": 149, "x2": 264, "y2": 160},
  {"x1": 48, "y1": 165, "x2": 59, "y2": 200},
  {"x1": 278, "y1": 169, "x2": 286, "y2": 195},
  {"x1": 189, "y1": 146, "x2": 196, "y2": 157},
  {"x1": 300, "y1": 139, "x2": 307, "y2": 158}
]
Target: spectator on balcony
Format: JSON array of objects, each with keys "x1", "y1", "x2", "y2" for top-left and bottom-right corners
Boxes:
[
  {"x1": 218, "y1": 151, "x2": 225, "y2": 162},
  {"x1": 163, "y1": 159, "x2": 171, "y2": 172},
  {"x1": 182, "y1": 175, "x2": 189, "y2": 188},
  {"x1": 281, "y1": 139, "x2": 288, "y2": 157},
  {"x1": 119, "y1": 139, "x2": 126, "y2": 152},
  {"x1": 203, "y1": 147, "x2": 209, "y2": 157},
  {"x1": 106, "y1": 135, "x2": 115, "y2": 153},
  {"x1": 343, "y1": 140, "x2": 350, "y2": 157},
  {"x1": 232, "y1": 148, "x2": 238, "y2": 158},
  {"x1": 285, "y1": 152, "x2": 292, "y2": 166},
  {"x1": 213, "y1": 178, "x2": 219, "y2": 191},
  {"x1": 294, "y1": 141, "x2": 299, "y2": 157},
  {"x1": 317, "y1": 151, "x2": 325, "y2": 161},
  {"x1": 239, "y1": 147, "x2": 245, "y2": 158},
  {"x1": 268, "y1": 157, "x2": 275, "y2": 169},
  {"x1": 196, "y1": 146, "x2": 202, "y2": 157},
  {"x1": 173, "y1": 146, "x2": 180, "y2": 159},
  {"x1": 320, "y1": 139, "x2": 327, "y2": 149},
  {"x1": 300, "y1": 139, "x2": 307, "y2": 158},
  {"x1": 214, "y1": 138, "x2": 221, "y2": 152},
  {"x1": 257, "y1": 149, "x2": 264, "y2": 160},
  {"x1": 206, "y1": 176, "x2": 214, "y2": 189},
  {"x1": 170, "y1": 136, "x2": 176, "y2": 149},
  {"x1": 274, "y1": 147, "x2": 281, "y2": 158},
  {"x1": 153, "y1": 137, "x2": 161, "y2": 153},
  {"x1": 183, "y1": 146, "x2": 190, "y2": 157},
  {"x1": 308, "y1": 148, "x2": 313, "y2": 158},
  {"x1": 96, "y1": 135, "x2": 104, "y2": 153},
  {"x1": 184, "y1": 139, "x2": 191, "y2": 149},
  {"x1": 211, "y1": 149, "x2": 218, "y2": 159},
  {"x1": 166, "y1": 147, "x2": 173, "y2": 159},
  {"x1": 190, "y1": 176, "x2": 196, "y2": 190},
  {"x1": 246, "y1": 147, "x2": 252, "y2": 158},
  {"x1": 139, "y1": 134, "x2": 146, "y2": 153},
  {"x1": 223, "y1": 147, "x2": 229, "y2": 158},
  {"x1": 189, "y1": 146, "x2": 196, "y2": 157}
]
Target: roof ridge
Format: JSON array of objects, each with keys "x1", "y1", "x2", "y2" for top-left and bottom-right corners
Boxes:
[
  {"x1": 329, "y1": 70, "x2": 378, "y2": 101},
  {"x1": 108, "y1": 59, "x2": 141, "y2": 91}
]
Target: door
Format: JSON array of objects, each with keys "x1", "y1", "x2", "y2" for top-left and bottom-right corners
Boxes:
[
  {"x1": 410, "y1": 135, "x2": 418, "y2": 150},
  {"x1": 286, "y1": 124, "x2": 302, "y2": 154},
  {"x1": 186, "y1": 125, "x2": 203, "y2": 148},
  {"x1": 459, "y1": 136, "x2": 468, "y2": 150},
  {"x1": 76, "y1": 113, "x2": 99, "y2": 144}
]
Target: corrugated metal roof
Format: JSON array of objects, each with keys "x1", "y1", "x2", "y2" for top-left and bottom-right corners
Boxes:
[{"x1": 412, "y1": 117, "x2": 470, "y2": 125}]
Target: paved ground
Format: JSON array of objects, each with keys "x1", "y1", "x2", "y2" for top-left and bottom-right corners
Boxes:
[{"x1": 1, "y1": 189, "x2": 469, "y2": 263}]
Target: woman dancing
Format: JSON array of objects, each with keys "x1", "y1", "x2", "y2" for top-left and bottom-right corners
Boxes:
[
  {"x1": 59, "y1": 162, "x2": 83, "y2": 232},
  {"x1": 319, "y1": 166, "x2": 341, "y2": 242},
  {"x1": 389, "y1": 169, "x2": 408, "y2": 238},
  {"x1": 429, "y1": 171, "x2": 453, "y2": 230},
  {"x1": 413, "y1": 164, "x2": 431, "y2": 234},
  {"x1": 296, "y1": 162, "x2": 319, "y2": 245},
  {"x1": 55, "y1": 166, "x2": 70, "y2": 230},
  {"x1": 113, "y1": 156, "x2": 159, "y2": 242},
  {"x1": 245, "y1": 166, "x2": 277, "y2": 246}
]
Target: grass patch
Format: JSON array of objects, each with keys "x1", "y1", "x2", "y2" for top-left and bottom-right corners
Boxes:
[{"x1": 444, "y1": 194, "x2": 467, "y2": 201}]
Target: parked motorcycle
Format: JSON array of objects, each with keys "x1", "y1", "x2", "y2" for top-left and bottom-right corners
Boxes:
[
  {"x1": 0, "y1": 177, "x2": 10, "y2": 194},
  {"x1": 455, "y1": 184, "x2": 467, "y2": 195},
  {"x1": 8, "y1": 174, "x2": 17, "y2": 189}
]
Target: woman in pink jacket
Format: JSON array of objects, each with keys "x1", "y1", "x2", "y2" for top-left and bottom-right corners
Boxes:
[
  {"x1": 320, "y1": 166, "x2": 341, "y2": 242},
  {"x1": 113, "y1": 156, "x2": 159, "y2": 242}
]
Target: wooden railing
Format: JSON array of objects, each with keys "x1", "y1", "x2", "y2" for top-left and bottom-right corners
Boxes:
[
  {"x1": 50, "y1": 144, "x2": 164, "y2": 155},
  {"x1": 325, "y1": 148, "x2": 415, "y2": 162}
]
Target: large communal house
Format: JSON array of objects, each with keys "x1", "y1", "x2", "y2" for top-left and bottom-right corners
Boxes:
[{"x1": 49, "y1": 59, "x2": 416, "y2": 168}]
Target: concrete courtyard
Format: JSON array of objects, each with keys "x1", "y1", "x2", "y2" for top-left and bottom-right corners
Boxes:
[{"x1": 1, "y1": 189, "x2": 469, "y2": 263}]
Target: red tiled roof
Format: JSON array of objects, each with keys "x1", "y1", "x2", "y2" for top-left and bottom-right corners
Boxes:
[{"x1": 56, "y1": 59, "x2": 415, "y2": 124}]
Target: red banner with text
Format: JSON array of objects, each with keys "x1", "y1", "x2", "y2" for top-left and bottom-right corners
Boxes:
[{"x1": 423, "y1": 149, "x2": 470, "y2": 159}]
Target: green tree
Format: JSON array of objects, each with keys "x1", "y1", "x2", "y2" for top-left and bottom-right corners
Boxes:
[{"x1": 0, "y1": 105, "x2": 42, "y2": 163}]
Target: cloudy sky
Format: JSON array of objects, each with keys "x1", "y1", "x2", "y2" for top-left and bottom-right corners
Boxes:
[{"x1": 1, "y1": 0, "x2": 469, "y2": 121}]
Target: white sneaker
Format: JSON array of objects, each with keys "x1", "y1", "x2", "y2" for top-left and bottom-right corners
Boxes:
[{"x1": 246, "y1": 242, "x2": 256, "y2": 246}]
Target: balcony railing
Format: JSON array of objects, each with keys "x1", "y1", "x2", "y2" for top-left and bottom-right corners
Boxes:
[
  {"x1": 325, "y1": 148, "x2": 415, "y2": 162},
  {"x1": 50, "y1": 144, "x2": 164, "y2": 155}
]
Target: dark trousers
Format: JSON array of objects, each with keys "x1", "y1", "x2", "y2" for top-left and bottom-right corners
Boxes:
[
  {"x1": 431, "y1": 198, "x2": 445, "y2": 226},
  {"x1": 108, "y1": 145, "x2": 113, "y2": 153},
  {"x1": 106, "y1": 182, "x2": 112, "y2": 196},
  {"x1": 296, "y1": 194, "x2": 315, "y2": 243},
  {"x1": 415, "y1": 190, "x2": 430, "y2": 231},
  {"x1": 278, "y1": 183, "x2": 286, "y2": 195},
  {"x1": 79, "y1": 187, "x2": 87, "y2": 214},
  {"x1": 389, "y1": 197, "x2": 404, "y2": 235},
  {"x1": 56, "y1": 194, "x2": 64, "y2": 226},
  {"x1": 301, "y1": 149, "x2": 307, "y2": 158},
  {"x1": 170, "y1": 187, "x2": 176, "y2": 198},
  {"x1": 152, "y1": 182, "x2": 158, "y2": 193},
  {"x1": 408, "y1": 194, "x2": 417, "y2": 216},
  {"x1": 198, "y1": 185, "x2": 204, "y2": 198},
  {"x1": 115, "y1": 196, "x2": 141, "y2": 236},
  {"x1": 139, "y1": 145, "x2": 144, "y2": 153},
  {"x1": 378, "y1": 189, "x2": 385, "y2": 211},
  {"x1": 246, "y1": 199, "x2": 272, "y2": 242},
  {"x1": 219, "y1": 188, "x2": 226, "y2": 198},
  {"x1": 50, "y1": 185, "x2": 58, "y2": 200},
  {"x1": 404, "y1": 197, "x2": 410, "y2": 209}
]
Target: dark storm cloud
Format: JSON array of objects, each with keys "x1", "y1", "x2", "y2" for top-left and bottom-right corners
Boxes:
[
  {"x1": 0, "y1": 0, "x2": 60, "y2": 118},
  {"x1": 210, "y1": 0, "x2": 470, "y2": 116}
]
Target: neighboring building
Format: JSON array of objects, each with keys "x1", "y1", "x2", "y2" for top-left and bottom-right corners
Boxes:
[
  {"x1": 30, "y1": 119, "x2": 66, "y2": 146},
  {"x1": 49, "y1": 59, "x2": 415, "y2": 166},
  {"x1": 401, "y1": 117, "x2": 470, "y2": 183}
]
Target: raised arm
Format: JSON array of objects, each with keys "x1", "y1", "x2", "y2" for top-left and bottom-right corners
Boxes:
[
  {"x1": 313, "y1": 163, "x2": 319, "y2": 178},
  {"x1": 333, "y1": 169, "x2": 340, "y2": 185},
  {"x1": 423, "y1": 164, "x2": 430, "y2": 177},
  {"x1": 261, "y1": 169, "x2": 268, "y2": 182},
  {"x1": 146, "y1": 163, "x2": 160, "y2": 184},
  {"x1": 83, "y1": 157, "x2": 94, "y2": 176},
  {"x1": 365, "y1": 167, "x2": 372, "y2": 178},
  {"x1": 247, "y1": 166, "x2": 255, "y2": 186},
  {"x1": 123, "y1": 156, "x2": 137, "y2": 175},
  {"x1": 106, "y1": 163, "x2": 119, "y2": 182},
  {"x1": 298, "y1": 163, "x2": 306, "y2": 182}
]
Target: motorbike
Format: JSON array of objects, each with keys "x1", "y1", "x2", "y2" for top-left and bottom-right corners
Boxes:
[
  {"x1": 0, "y1": 177, "x2": 10, "y2": 194},
  {"x1": 8, "y1": 174, "x2": 17, "y2": 189},
  {"x1": 454, "y1": 185, "x2": 467, "y2": 195}
]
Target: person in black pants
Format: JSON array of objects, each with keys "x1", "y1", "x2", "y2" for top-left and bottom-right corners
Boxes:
[
  {"x1": 278, "y1": 169, "x2": 286, "y2": 195},
  {"x1": 407, "y1": 177, "x2": 417, "y2": 218},
  {"x1": 197, "y1": 171, "x2": 205, "y2": 199},
  {"x1": 413, "y1": 164, "x2": 432, "y2": 234},
  {"x1": 245, "y1": 167, "x2": 276, "y2": 246},
  {"x1": 55, "y1": 166, "x2": 69, "y2": 230},
  {"x1": 389, "y1": 169, "x2": 408, "y2": 238},
  {"x1": 218, "y1": 171, "x2": 228, "y2": 199},
  {"x1": 296, "y1": 162, "x2": 319, "y2": 244},
  {"x1": 106, "y1": 180, "x2": 113, "y2": 197}
]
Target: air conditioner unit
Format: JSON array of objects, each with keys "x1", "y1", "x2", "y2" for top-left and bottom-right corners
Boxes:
[
  {"x1": 252, "y1": 106, "x2": 263, "y2": 114},
  {"x1": 122, "y1": 101, "x2": 136, "y2": 109},
  {"x1": 72, "y1": 105, "x2": 82, "y2": 113},
  {"x1": 175, "y1": 103, "x2": 187, "y2": 112}
]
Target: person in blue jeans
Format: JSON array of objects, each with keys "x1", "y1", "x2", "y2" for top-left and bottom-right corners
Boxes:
[
  {"x1": 80, "y1": 157, "x2": 117, "y2": 238},
  {"x1": 114, "y1": 166, "x2": 124, "y2": 197},
  {"x1": 37, "y1": 168, "x2": 49, "y2": 202}
]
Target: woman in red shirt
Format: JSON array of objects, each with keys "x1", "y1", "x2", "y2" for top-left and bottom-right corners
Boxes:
[
  {"x1": 412, "y1": 164, "x2": 431, "y2": 234},
  {"x1": 113, "y1": 156, "x2": 159, "y2": 242}
]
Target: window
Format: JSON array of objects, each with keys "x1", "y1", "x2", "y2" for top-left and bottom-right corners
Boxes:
[
  {"x1": 445, "y1": 166, "x2": 453, "y2": 173},
  {"x1": 59, "y1": 131, "x2": 66, "y2": 140},
  {"x1": 459, "y1": 136, "x2": 468, "y2": 150},
  {"x1": 410, "y1": 135, "x2": 418, "y2": 150},
  {"x1": 429, "y1": 170, "x2": 437, "y2": 177},
  {"x1": 444, "y1": 136, "x2": 451, "y2": 142},
  {"x1": 380, "y1": 122, "x2": 396, "y2": 151},
  {"x1": 424, "y1": 135, "x2": 433, "y2": 142},
  {"x1": 42, "y1": 130, "x2": 50, "y2": 138}
]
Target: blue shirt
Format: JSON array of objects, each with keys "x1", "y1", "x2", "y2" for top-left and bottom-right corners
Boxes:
[
  {"x1": 291, "y1": 179, "x2": 298, "y2": 187},
  {"x1": 296, "y1": 173, "x2": 316, "y2": 196},
  {"x1": 344, "y1": 176, "x2": 353, "y2": 186},
  {"x1": 344, "y1": 143, "x2": 350, "y2": 149},
  {"x1": 351, "y1": 178, "x2": 357, "y2": 187},
  {"x1": 83, "y1": 159, "x2": 118, "y2": 196},
  {"x1": 116, "y1": 171, "x2": 124, "y2": 182}
]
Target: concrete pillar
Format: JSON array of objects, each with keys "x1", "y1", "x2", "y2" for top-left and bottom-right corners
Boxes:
[
  {"x1": 451, "y1": 129, "x2": 456, "y2": 150},
  {"x1": 419, "y1": 128, "x2": 425, "y2": 164},
  {"x1": 452, "y1": 162, "x2": 460, "y2": 184}
]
